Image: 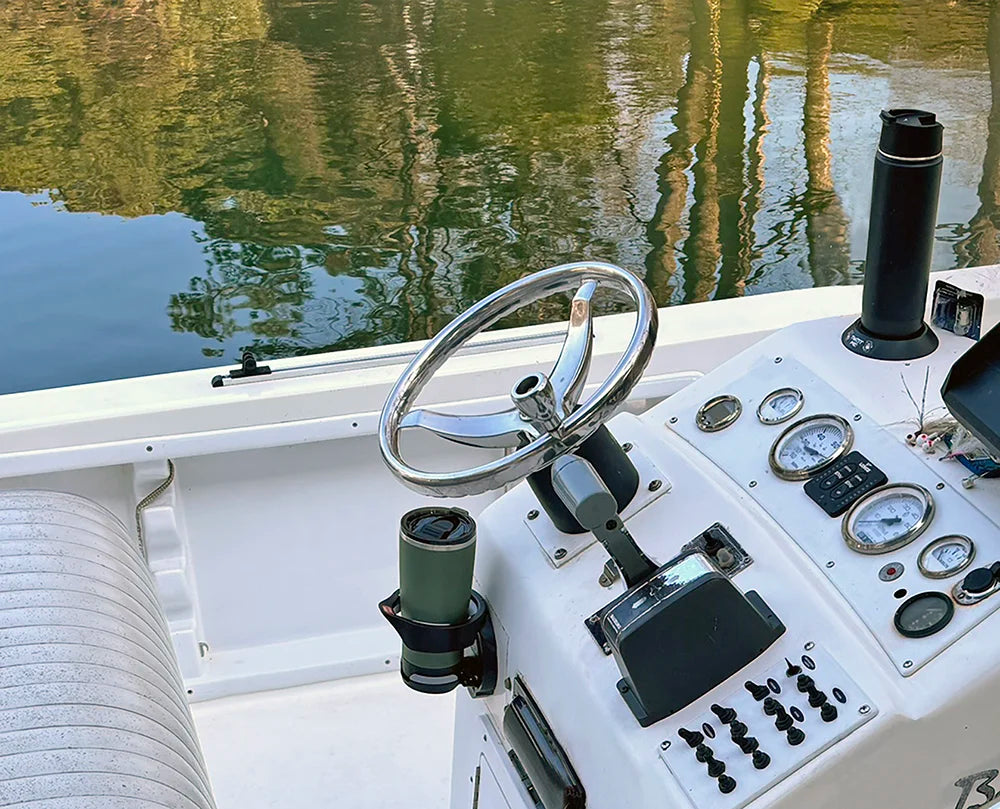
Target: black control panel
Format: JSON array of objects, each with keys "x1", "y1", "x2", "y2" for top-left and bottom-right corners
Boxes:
[{"x1": 803, "y1": 451, "x2": 887, "y2": 517}]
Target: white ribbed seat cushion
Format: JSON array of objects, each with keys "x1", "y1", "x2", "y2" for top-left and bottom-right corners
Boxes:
[{"x1": 0, "y1": 490, "x2": 216, "y2": 809}]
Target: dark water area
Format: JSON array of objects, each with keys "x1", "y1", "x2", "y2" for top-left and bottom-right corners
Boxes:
[{"x1": 1, "y1": 0, "x2": 998, "y2": 393}]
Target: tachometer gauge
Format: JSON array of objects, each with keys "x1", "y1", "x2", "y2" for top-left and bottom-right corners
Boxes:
[
  {"x1": 918, "y1": 535, "x2": 975, "y2": 579},
  {"x1": 894, "y1": 592, "x2": 954, "y2": 638},
  {"x1": 768, "y1": 414, "x2": 853, "y2": 480},
  {"x1": 757, "y1": 387, "x2": 804, "y2": 425},
  {"x1": 842, "y1": 483, "x2": 935, "y2": 555}
]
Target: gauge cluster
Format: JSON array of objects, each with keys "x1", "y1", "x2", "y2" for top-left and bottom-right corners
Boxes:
[{"x1": 668, "y1": 354, "x2": 1000, "y2": 676}]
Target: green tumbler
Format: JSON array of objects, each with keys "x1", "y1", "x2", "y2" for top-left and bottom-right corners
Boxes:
[{"x1": 398, "y1": 507, "x2": 477, "y2": 693}]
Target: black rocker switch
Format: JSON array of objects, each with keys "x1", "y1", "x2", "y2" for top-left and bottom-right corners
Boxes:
[
  {"x1": 679, "y1": 728, "x2": 704, "y2": 748},
  {"x1": 774, "y1": 706, "x2": 793, "y2": 732},
  {"x1": 796, "y1": 674, "x2": 815, "y2": 693},
  {"x1": 711, "y1": 704, "x2": 738, "y2": 724},
  {"x1": 762, "y1": 697, "x2": 780, "y2": 716},
  {"x1": 718, "y1": 775, "x2": 737, "y2": 794},
  {"x1": 752, "y1": 750, "x2": 771, "y2": 770},
  {"x1": 786, "y1": 727, "x2": 806, "y2": 746},
  {"x1": 736, "y1": 735, "x2": 760, "y2": 755},
  {"x1": 695, "y1": 744, "x2": 714, "y2": 763},
  {"x1": 821, "y1": 703, "x2": 839, "y2": 722},
  {"x1": 745, "y1": 680, "x2": 770, "y2": 701},
  {"x1": 706, "y1": 757, "x2": 726, "y2": 778}
]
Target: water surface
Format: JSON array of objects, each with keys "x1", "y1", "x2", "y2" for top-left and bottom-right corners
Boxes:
[{"x1": 1, "y1": 0, "x2": 998, "y2": 393}]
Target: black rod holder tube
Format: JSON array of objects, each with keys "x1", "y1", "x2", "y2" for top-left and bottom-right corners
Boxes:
[{"x1": 843, "y1": 109, "x2": 943, "y2": 360}]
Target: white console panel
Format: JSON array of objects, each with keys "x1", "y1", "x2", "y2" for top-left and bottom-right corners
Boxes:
[{"x1": 454, "y1": 314, "x2": 1000, "y2": 809}]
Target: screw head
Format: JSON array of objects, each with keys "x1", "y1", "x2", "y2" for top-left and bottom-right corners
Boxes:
[
  {"x1": 854, "y1": 414, "x2": 862, "y2": 421},
  {"x1": 648, "y1": 479, "x2": 663, "y2": 492},
  {"x1": 804, "y1": 641, "x2": 816, "y2": 651},
  {"x1": 527, "y1": 509, "x2": 539, "y2": 521},
  {"x1": 669, "y1": 416, "x2": 678, "y2": 424},
  {"x1": 602, "y1": 643, "x2": 612, "y2": 654},
  {"x1": 936, "y1": 482, "x2": 945, "y2": 490},
  {"x1": 903, "y1": 660, "x2": 913, "y2": 669},
  {"x1": 749, "y1": 480, "x2": 758, "y2": 488},
  {"x1": 859, "y1": 704, "x2": 871, "y2": 715},
  {"x1": 622, "y1": 442, "x2": 633, "y2": 452},
  {"x1": 775, "y1": 357, "x2": 783, "y2": 364},
  {"x1": 660, "y1": 740, "x2": 671, "y2": 750},
  {"x1": 554, "y1": 548, "x2": 567, "y2": 560},
  {"x1": 826, "y1": 560, "x2": 836, "y2": 569}
]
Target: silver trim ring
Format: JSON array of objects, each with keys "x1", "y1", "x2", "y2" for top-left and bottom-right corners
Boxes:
[
  {"x1": 757, "y1": 387, "x2": 804, "y2": 425},
  {"x1": 768, "y1": 414, "x2": 854, "y2": 481},
  {"x1": 877, "y1": 148, "x2": 943, "y2": 162},
  {"x1": 378, "y1": 262, "x2": 658, "y2": 497},
  {"x1": 842, "y1": 483, "x2": 936, "y2": 555},
  {"x1": 917, "y1": 535, "x2": 975, "y2": 579},
  {"x1": 696, "y1": 395, "x2": 743, "y2": 432}
]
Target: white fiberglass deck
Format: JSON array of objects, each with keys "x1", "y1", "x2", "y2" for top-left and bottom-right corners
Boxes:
[{"x1": 193, "y1": 673, "x2": 455, "y2": 808}]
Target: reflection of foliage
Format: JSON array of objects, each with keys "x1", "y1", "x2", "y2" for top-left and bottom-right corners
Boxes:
[{"x1": 0, "y1": 0, "x2": 996, "y2": 369}]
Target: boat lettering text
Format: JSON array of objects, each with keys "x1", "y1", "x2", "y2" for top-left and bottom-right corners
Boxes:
[{"x1": 955, "y1": 770, "x2": 1000, "y2": 809}]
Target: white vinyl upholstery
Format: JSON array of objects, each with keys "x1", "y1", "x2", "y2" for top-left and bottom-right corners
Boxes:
[{"x1": 0, "y1": 490, "x2": 216, "y2": 808}]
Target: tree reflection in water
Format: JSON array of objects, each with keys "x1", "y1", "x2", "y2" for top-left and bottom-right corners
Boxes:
[{"x1": 0, "y1": 0, "x2": 996, "y2": 377}]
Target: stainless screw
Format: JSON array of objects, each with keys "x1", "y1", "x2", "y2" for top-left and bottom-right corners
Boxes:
[
  {"x1": 199, "y1": 642, "x2": 210, "y2": 658},
  {"x1": 826, "y1": 561, "x2": 836, "y2": 569},
  {"x1": 936, "y1": 482, "x2": 945, "y2": 490},
  {"x1": 903, "y1": 660, "x2": 913, "y2": 669},
  {"x1": 504, "y1": 677, "x2": 512, "y2": 690},
  {"x1": 775, "y1": 357, "x2": 783, "y2": 364},
  {"x1": 603, "y1": 643, "x2": 613, "y2": 654},
  {"x1": 859, "y1": 704, "x2": 871, "y2": 715},
  {"x1": 622, "y1": 442, "x2": 633, "y2": 452},
  {"x1": 660, "y1": 740, "x2": 671, "y2": 751},
  {"x1": 854, "y1": 414, "x2": 862, "y2": 422},
  {"x1": 749, "y1": 480, "x2": 758, "y2": 488},
  {"x1": 804, "y1": 641, "x2": 816, "y2": 651},
  {"x1": 527, "y1": 509, "x2": 539, "y2": 521},
  {"x1": 554, "y1": 548, "x2": 567, "y2": 560},
  {"x1": 649, "y1": 479, "x2": 663, "y2": 492},
  {"x1": 669, "y1": 416, "x2": 678, "y2": 424},
  {"x1": 588, "y1": 615, "x2": 600, "y2": 624}
]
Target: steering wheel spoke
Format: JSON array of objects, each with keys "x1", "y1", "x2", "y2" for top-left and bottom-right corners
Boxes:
[
  {"x1": 401, "y1": 407, "x2": 533, "y2": 449},
  {"x1": 550, "y1": 281, "x2": 597, "y2": 411}
]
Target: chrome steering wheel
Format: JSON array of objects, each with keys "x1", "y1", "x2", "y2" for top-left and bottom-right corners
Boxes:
[{"x1": 378, "y1": 262, "x2": 658, "y2": 497}]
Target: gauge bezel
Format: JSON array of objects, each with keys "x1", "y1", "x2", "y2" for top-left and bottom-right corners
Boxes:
[
  {"x1": 768, "y1": 413, "x2": 854, "y2": 481},
  {"x1": 918, "y1": 535, "x2": 976, "y2": 579},
  {"x1": 696, "y1": 394, "x2": 743, "y2": 433},
  {"x1": 842, "y1": 483, "x2": 935, "y2": 555},
  {"x1": 756, "y1": 387, "x2": 805, "y2": 425},
  {"x1": 893, "y1": 591, "x2": 955, "y2": 638}
]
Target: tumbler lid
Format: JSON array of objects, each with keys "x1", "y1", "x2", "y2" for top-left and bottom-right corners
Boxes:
[
  {"x1": 401, "y1": 507, "x2": 475, "y2": 547},
  {"x1": 878, "y1": 109, "x2": 943, "y2": 160}
]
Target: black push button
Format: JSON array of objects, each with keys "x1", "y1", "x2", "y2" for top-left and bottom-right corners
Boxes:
[
  {"x1": 820, "y1": 703, "x2": 839, "y2": 722},
  {"x1": 752, "y1": 750, "x2": 771, "y2": 770},
  {"x1": 695, "y1": 744, "x2": 714, "y2": 763},
  {"x1": 786, "y1": 727, "x2": 806, "y2": 746},
  {"x1": 762, "y1": 697, "x2": 780, "y2": 716},
  {"x1": 804, "y1": 451, "x2": 887, "y2": 517},
  {"x1": 796, "y1": 674, "x2": 814, "y2": 693}
]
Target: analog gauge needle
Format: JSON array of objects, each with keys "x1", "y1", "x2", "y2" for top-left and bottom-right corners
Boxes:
[
  {"x1": 801, "y1": 441, "x2": 822, "y2": 457},
  {"x1": 858, "y1": 517, "x2": 903, "y2": 526}
]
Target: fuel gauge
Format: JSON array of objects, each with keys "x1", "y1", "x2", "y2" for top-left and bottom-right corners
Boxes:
[
  {"x1": 757, "y1": 387, "x2": 804, "y2": 425},
  {"x1": 918, "y1": 535, "x2": 975, "y2": 579}
]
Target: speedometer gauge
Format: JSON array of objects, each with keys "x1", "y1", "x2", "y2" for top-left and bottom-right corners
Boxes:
[
  {"x1": 768, "y1": 414, "x2": 853, "y2": 480},
  {"x1": 757, "y1": 387, "x2": 804, "y2": 425},
  {"x1": 842, "y1": 483, "x2": 935, "y2": 554},
  {"x1": 918, "y1": 535, "x2": 975, "y2": 579}
]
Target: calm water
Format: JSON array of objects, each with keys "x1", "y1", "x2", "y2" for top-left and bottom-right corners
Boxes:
[{"x1": 1, "y1": 0, "x2": 998, "y2": 393}]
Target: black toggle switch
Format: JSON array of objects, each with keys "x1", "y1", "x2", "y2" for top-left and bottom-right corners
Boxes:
[
  {"x1": 820, "y1": 703, "x2": 839, "y2": 722},
  {"x1": 774, "y1": 707, "x2": 793, "y2": 732},
  {"x1": 718, "y1": 775, "x2": 737, "y2": 794},
  {"x1": 679, "y1": 728, "x2": 705, "y2": 748},
  {"x1": 706, "y1": 757, "x2": 726, "y2": 778},
  {"x1": 711, "y1": 704, "x2": 738, "y2": 724},
  {"x1": 728, "y1": 720, "x2": 748, "y2": 740},
  {"x1": 745, "y1": 680, "x2": 770, "y2": 701},
  {"x1": 762, "y1": 697, "x2": 780, "y2": 716},
  {"x1": 807, "y1": 687, "x2": 828, "y2": 708},
  {"x1": 796, "y1": 674, "x2": 815, "y2": 693},
  {"x1": 786, "y1": 726, "x2": 806, "y2": 746},
  {"x1": 736, "y1": 735, "x2": 759, "y2": 754},
  {"x1": 752, "y1": 750, "x2": 771, "y2": 770},
  {"x1": 695, "y1": 744, "x2": 714, "y2": 763},
  {"x1": 785, "y1": 657, "x2": 802, "y2": 677}
]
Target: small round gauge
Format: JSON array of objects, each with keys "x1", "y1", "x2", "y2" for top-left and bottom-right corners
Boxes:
[
  {"x1": 757, "y1": 387, "x2": 804, "y2": 425},
  {"x1": 696, "y1": 395, "x2": 742, "y2": 432},
  {"x1": 894, "y1": 591, "x2": 954, "y2": 638},
  {"x1": 918, "y1": 535, "x2": 976, "y2": 579},
  {"x1": 768, "y1": 414, "x2": 853, "y2": 480},
  {"x1": 842, "y1": 483, "x2": 935, "y2": 555}
]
